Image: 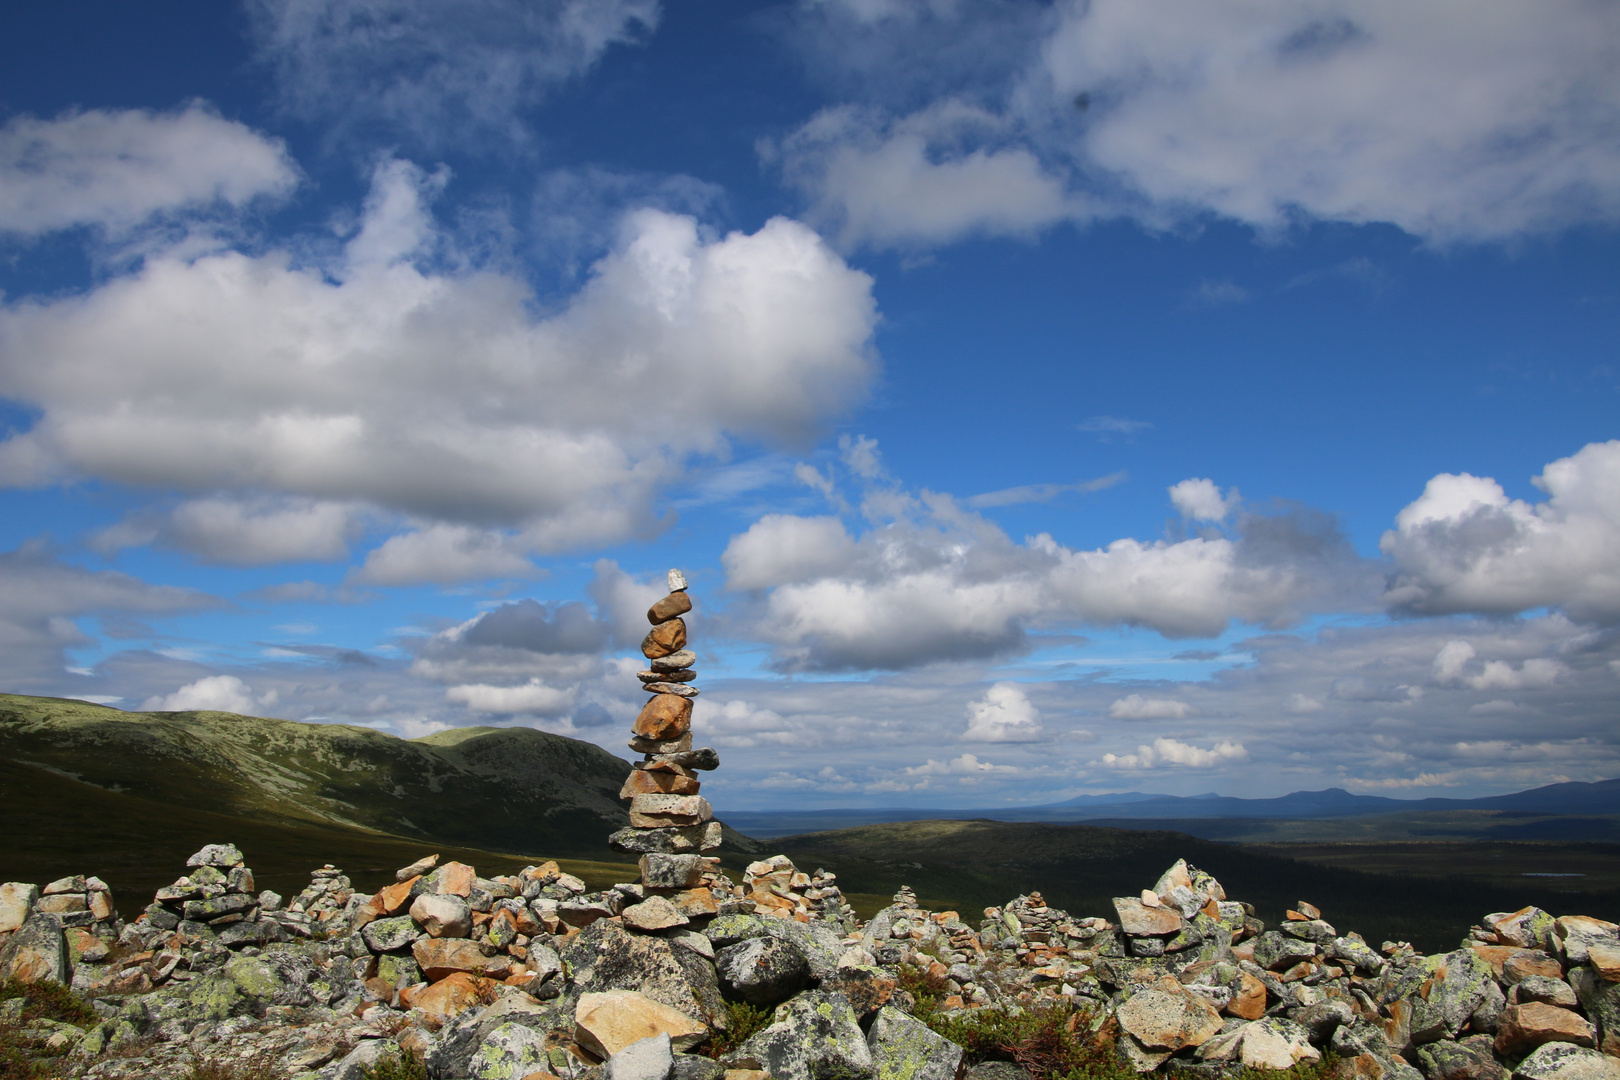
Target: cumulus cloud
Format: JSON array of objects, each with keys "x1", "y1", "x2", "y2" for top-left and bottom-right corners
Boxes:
[
  {"x1": 905, "y1": 753, "x2": 1019, "y2": 777},
  {"x1": 445, "y1": 678, "x2": 574, "y2": 715},
  {"x1": 787, "y1": 0, "x2": 1620, "y2": 246},
  {"x1": 726, "y1": 457, "x2": 1377, "y2": 670},
  {"x1": 1108, "y1": 693, "x2": 1191, "y2": 720},
  {"x1": 95, "y1": 497, "x2": 362, "y2": 566},
  {"x1": 246, "y1": 0, "x2": 660, "y2": 151},
  {"x1": 0, "y1": 160, "x2": 879, "y2": 580},
  {"x1": 1102, "y1": 737, "x2": 1247, "y2": 770},
  {"x1": 1383, "y1": 441, "x2": 1620, "y2": 622},
  {"x1": 142, "y1": 674, "x2": 276, "y2": 714},
  {"x1": 773, "y1": 101, "x2": 1084, "y2": 249},
  {"x1": 0, "y1": 105, "x2": 296, "y2": 237},
  {"x1": 1168, "y1": 478, "x2": 1238, "y2": 522},
  {"x1": 723, "y1": 515, "x2": 859, "y2": 591},
  {"x1": 964, "y1": 682, "x2": 1043, "y2": 742},
  {"x1": 1039, "y1": 0, "x2": 1620, "y2": 242}
]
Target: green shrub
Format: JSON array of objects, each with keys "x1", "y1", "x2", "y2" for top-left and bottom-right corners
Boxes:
[
  {"x1": 702, "y1": 1000, "x2": 773, "y2": 1058},
  {"x1": 0, "y1": 981, "x2": 96, "y2": 1028},
  {"x1": 362, "y1": 1049, "x2": 429, "y2": 1080}
]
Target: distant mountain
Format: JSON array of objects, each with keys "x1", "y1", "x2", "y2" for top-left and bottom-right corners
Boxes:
[{"x1": 726, "y1": 779, "x2": 1620, "y2": 836}]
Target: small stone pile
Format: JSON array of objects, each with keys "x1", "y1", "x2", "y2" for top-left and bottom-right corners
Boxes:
[
  {"x1": 738, "y1": 856, "x2": 857, "y2": 929},
  {"x1": 0, "y1": 876, "x2": 120, "y2": 986},
  {"x1": 609, "y1": 569, "x2": 724, "y2": 870},
  {"x1": 129, "y1": 842, "x2": 292, "y2": 952}
]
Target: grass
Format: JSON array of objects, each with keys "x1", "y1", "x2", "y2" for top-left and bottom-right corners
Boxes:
[
  {"x1": 924, "y1": 1000, "x2": 1348, "y2": 1080},
  {"x1": 361, "y1": 1050, "x2": 429, "y2": 1080},
  {"x1": 0, "y1": 979, "x2": 98, "y2": 1080},
  {"x1": 180, "y1": 1052, "x2": 282, "y2": 1080}
]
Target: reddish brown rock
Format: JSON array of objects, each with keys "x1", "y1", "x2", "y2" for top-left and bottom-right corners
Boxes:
[
  {"x1": 436, "y1": 862, "x2": 476, "y2": 897},
  {"x1": 1505, "y1": 951, "x2": 1566, "y2": 985},
  {"x1": 1472, "y1": 945, "x2": 1529, "y2": 979},
  {"x1": 412, "y1": 938, "x2": 513, "y2": 981},
  {"x1": 375, "y1": 876, "x2": 419, "y2": 916},
  {"x1": 822, "y1": 966, "x2": 895, "y2": 1019},
  {"x1": 1589, "y1": 943, "x2": 1620, "y2": 981},
  {"x1": 1228, "y1": 971, "x2": 1268, "y2": 1020},
  {"x1": 633, "y1": 694, "x2": 693, "y2": 741},
  {"x1": 648, "y1": 592, "x2": 693, "y2": 624},
  {"x1": 666, "y1": 888, "x2": 720, "y2": 918},
  {"x1": 620, "y1": 769, "x2": 701, "y2": 799},
  {"x1": 88, "y1": 891, "x2": 115, "y2": 922},
  {"x1": 1495, "y1": 1002, "x2": 1596, "y2": 1055},
  {"x1": 407, "y1": 971, "x2": 495, "y2": 1022},
  {"x1": 641, "y1": 619, "x2": 687, "y2": 660}
]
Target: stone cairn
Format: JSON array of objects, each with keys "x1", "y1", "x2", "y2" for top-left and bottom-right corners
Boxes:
[{"x1": 607, "y1": 568, "x2": 725, "y2": 903}]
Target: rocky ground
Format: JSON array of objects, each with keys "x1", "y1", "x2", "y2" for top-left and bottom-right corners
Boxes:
[{"x1": 2, "y1": 844, "x2": 1618, "y2": 1080}]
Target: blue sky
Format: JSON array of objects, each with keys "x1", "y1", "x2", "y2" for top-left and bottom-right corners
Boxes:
[{"x1": 2, "y1": 0, "x2": 1618, "y2": 808}]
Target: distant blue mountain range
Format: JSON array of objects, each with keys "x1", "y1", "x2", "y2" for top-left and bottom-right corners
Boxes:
[{"x1": 723, "y1": 777, "x2": 1620, "y2": 838}]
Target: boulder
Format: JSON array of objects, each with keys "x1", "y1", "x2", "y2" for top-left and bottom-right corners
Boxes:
[
  {"x1": 1417, "y1": 1036, "x2": 1506, "y2": 1080},
  {"x1": 1515, "y1": 976, "x2": 1579, "y2": 1008},
  {"x1": 408, "y1": 971, "x2": 496, "y2": 1023},
  {"x1": 611, "y1": 823, "x2": 723, "y2": 854},
  {"x1": 1569, "y1": 965, "x2": 1620, "y2": 1054},
  {"x1": 624, "y1": 896, "x2": 691, "y2": 932},
  {"x1": 575, "y1": 990, "x2": 708, "y2": 1057},
  {"x1": 1556, "y1": 918, "x2": 1619, "y2": 966},
  {"x1": 715, "y1": 936, "x2": 812, "y2": 1009},
  {"x1": 1252, "y1": 931, "x2": 1318, "y2": 972},
  {"x1": 1420, "y1": 949, "x2": 1499, "y2": 1040},
  {"x1": 0, "y1": 884, "x2": 40, "y2": 934},
  {"x1": 362, "y1": 915, "x2": 422, "y2": 953},
  {"x1": 466, "y1": 1020, "x2": 551, "y2": 1080},
  {"x1": 1512, "y1": 1043, "x2": 1620, "y2": 1080},
  {"x1": 608, "y1": 1033, "x2": 676, "y2": 1080},
  {"x1": 413, "y1": 938, "x2": 512, "y2": 981},
  {"x1": 1197, "y1": 1017, "x2": 1321, "y2": 1070},
  {"x1": 1494, "y1": 908, "x2": 1557, "y2": 951},
  {"x1": 1114, "y1": 897, "x2": 1183, "y2": 937},
  {"x1": 822, "y1": 966, "x2": 897, "y2": 1020},
  {"x1": 325, "y1": 1040, "x2": 405, "y2": 1080},
  {"x1": 1506, "y1": 952, "x2": 1566, "y2": 986},
  {"x1": 866, "y1": 1006, "x2": 962, "y2": 1080},
  {"x1": 1495, "y1": 1003, "x2": 1596, "y2": 1056},
  {"x1": 410, "y1": 893, "x2": 472, "y2": 938},
  {"x1": 740, "y1": 990, "x2": 875, "y2": 1080},
  {"x1": 640, "y1": 855, "x2": 706, "y2": 890},
  {"x1": 562, "y1": 919, "x2": 727, "y2": 1028},
  {"x1": 0, "y1": 915, "x2": 69, "y2": 984},
  {"x1": 1115, "y1": 976, "x2": 1222, "y2": 1052},
  {"x1": 186, "y1": 843, "x2": 245, "y2": 868}
]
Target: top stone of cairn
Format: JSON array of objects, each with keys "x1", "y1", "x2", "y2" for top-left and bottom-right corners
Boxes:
[{"x1": 668, "y1": 568, "x2": 688, "y2": 592}]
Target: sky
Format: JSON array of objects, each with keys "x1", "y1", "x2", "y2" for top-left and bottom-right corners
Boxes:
[{"x1": 1, "y1": 0, "x2": 1618, "y2": 810}]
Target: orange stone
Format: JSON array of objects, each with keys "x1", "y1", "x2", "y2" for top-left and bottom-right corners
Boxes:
[
  {"x1": 409, "y1": 972, "x2": 496, "y2": 1023},
  {"x1": 413, "y1": 938, "x2": 514, "y2": 981},
  {"x1": 377, "y1": 876, "x2": 420, "y2": 915},
  {"x1": 667, "y1": 888, "x2": 720, "y2": 918},
  {"x1": 1227, "y1": 971, "x2": 1267, "y2": 1020},
  {"x1": 640, "y1": 619, "x2": 687, "y2": 660},
  {"x1": 434, "y1": 862, "x2": 475, "y2": 896},
  {"x1": 647, "y1": 592, "x2": 692, "y2": 624},
  {"x1": 633, "y1": 694, "x2": 692, "y2": 741},
  {"x1": 1470, "y1": 944, "x2": 1528, "y2": 979},
  {"x1": 620, "y1": 769, "x2": 701, "y2": 799}
]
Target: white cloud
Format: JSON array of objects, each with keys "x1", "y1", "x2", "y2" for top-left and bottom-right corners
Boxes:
[
  {"x1": 1108, "y1": 693, "x2": 1191, "y2": 720},
  {"x1": 445, "y1": 678, "x2": 574, "y2": 715},
  {"x1": 1040, "y1": 0, "x2": 1620, "y2": 242},
  {"x1": 96, "y1": 497, "x2": 361, "y2": 566},
  {"x1": 723, "y1": 515, "x2": 859, "y2": 591},
  {"x1": 730, "y1": 454, "x2": 1375, "y2": 670},
  {"x1": 1432, "y1": 640, "x2": 1476, "y2": 684},
  {"x1": 1383, "y1": 441, "x2": 1620, "y2": 622},
  {"x1": 1102, "y1": 736, "x2": 1247, "y2": 770},
  {"x1": 0, "y1": 160, "x2": 879, "y2": 578},
  {"x1": 0, "y1": 105, "x2": 296, "y2": 237},
  {"x1": 964, "y1": 471, "x2": 1125, "y2": 509},
  {"x1": 773, "y1": 101, "x2": 1084, "y2": 249},
  {"x1": 245, "y1": 0, "x2": 660, "y2": 150},
  {"x1": 1168, "y1": 478, "x2": 1238, "y2": 521},
  {"x1": 353, "y1": 526, "x2": 540, "y2": 586},
  {"x1": 142, "y1": 674, "x2": 275, "y2": 714},
  {"x1": 905, "y1": 753, "x2": 1019, "y2": 776},
  {"x1": 964, "y1": 682, "x2": 1043, "y2": 742}
]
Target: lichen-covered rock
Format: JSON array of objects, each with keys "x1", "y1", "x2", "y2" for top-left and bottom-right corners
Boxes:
[
  {"x1": 715, "y1": 936, "x2": 811, "y2": 1009},
  {"x1": 1569, "y1": 965, "x2": 1620, "y2": 1056},
  {"x1": 740, "y1": 990, "x2": 874, "y2": 1080},
  {"x1": 1116, "y1": 976, "x2": 1222, "y2": 1052},
  {"x1": 865, "y1": 1006, "x2": 962, "y2": 1080},
  {"x1": 1252, "y1": 930, "x2": 1317, "y2": 972},
  {"x1": 323, "y1": 1039, "x2": 403, "y2": 1080},
  {"x1": 607, "y1": 1033, "x2": 675, "y2": 1080},
  {"x1": 562, "y1": 919, "x2": 726, "y2": 1028},
  {"x1": 0, "y1": 915, "x2": 68, "y2": 984},
  {"x1": 1418, "y1": 949, "x2": 1499, "y2": 1041},
  {"x1": 1197, "y1": 1017, "x2": 1320, "y2": 1070},
  {"x1": 1417, "y1": 1035, "x2": 1506, "y2": 1080},
  {"x1": 1512, "y1": 1043, "x2": 1620, "y2": 1080},
  {"x1": 466, "y1": 1020, "x2": 550, "y2": 1079},
  {"x1": 362, "y1": 915, "x2": 421, "y2": 952}
]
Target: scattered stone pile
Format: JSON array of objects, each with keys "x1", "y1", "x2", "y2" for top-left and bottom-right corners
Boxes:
[
  {"x1": 2, "y1": 845, "x2": 1619, "y2": 1080},
  {"x1": 609, "y1": 568, "x2": 725, "y2": 865}
]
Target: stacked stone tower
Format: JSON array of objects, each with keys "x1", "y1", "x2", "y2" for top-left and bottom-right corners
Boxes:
[{"x1": 609, "y1": 569, "x2": 722, "y2": 891}]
